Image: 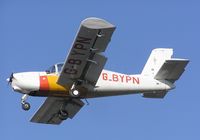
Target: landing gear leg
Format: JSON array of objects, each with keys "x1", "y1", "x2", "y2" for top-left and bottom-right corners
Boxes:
[
  {"x1": 58, "y1": 110, "x2": 68, "y2": 120},
  {"x1": 69, "y1": 83, "x2": 80, "y2": 97},
  {"x1": 21, "y1": 94, "x2": 30, "y2": 111}
]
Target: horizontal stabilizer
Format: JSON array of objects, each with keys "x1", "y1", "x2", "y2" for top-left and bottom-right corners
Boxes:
[
  {"x1": 143, "y1": 91, "x2": 167, "y2": 99},
  {"x1": 154, "y1": 59, "x2": 189, "y2": 82}
]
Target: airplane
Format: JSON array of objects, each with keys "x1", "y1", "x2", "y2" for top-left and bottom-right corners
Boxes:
[{"x1": 7, "y1": 17, "x2": 189, "y2": 125}]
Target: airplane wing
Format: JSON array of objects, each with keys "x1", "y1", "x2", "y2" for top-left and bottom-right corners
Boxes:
[
  {"x1": 30, "y1": 97, "x2": 84, "y2": 125},
  {"x1": 57, "y1": 17, "x2": 116, "y2": 87}
]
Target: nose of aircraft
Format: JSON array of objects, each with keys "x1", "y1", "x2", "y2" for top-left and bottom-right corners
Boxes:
[
  {"x1": 7, "y1": 73, "x2": 22, "y2": 92},
  {"x1": 7, "y1": 72, "x2": 40, "y2": 94},
  {"x1": 7, "y1": 73, "x2": 14, "y2": 84}
]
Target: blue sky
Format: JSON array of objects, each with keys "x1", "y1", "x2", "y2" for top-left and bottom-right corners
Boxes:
[{"x1": 1, "y1": 0, "x2": 199, "y2": 139}]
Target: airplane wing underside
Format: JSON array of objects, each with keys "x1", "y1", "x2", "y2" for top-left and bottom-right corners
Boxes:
[
  {"x1": 30, "y1": 97, "x2": 84, "y2": 125},
  {"x1": 57, "y1": 17, "x2": 116, "y2": 87}
]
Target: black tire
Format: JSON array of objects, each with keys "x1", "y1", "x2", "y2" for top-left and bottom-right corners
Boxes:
[
  {"x1": 22, "y1": 102, "x2": 30, "y2": 111},
  {"x1": 58, "y1": 110, "x2": 68, "y2": 120}
]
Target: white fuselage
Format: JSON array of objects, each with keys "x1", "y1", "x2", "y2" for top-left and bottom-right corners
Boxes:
[
  {"x1": 87, "y1": 70, "x2": 174, "y2": 98},
  {"x1": 9, "y1": 69, "x2": 175, "y2": 98}
]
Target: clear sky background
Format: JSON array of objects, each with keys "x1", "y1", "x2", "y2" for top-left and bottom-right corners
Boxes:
[{"x1": 1, "y1": 0, "x2": 199, "y2": 139}]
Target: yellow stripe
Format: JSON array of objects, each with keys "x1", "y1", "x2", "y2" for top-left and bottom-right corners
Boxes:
[{"x1": 47, "y1": 75, "x2": 69, "y2": 92}]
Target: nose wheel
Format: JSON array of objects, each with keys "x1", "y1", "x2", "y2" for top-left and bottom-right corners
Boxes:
[
  {"x1": 21, "y1": 94, "x2": 30, "y2": 111},
  {"x1": 22, "y1": 102, "x2": 30, "y2": 111}
]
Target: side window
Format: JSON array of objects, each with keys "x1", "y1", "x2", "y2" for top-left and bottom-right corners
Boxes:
[{"x1": 51, "y1": 66, "x2": 56, "y2": 73}]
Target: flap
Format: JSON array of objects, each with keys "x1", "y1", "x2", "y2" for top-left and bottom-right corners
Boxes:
[{"x1": 84, "y1": 53, "x2": 107, "y2": 85}]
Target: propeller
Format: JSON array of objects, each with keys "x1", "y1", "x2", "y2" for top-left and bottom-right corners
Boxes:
[{"x1": 7, "y1": 73, "x2": 14, "y2": 85}]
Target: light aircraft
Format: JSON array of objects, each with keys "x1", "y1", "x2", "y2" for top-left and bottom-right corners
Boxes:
[{"x1": 7, "y1": 17, "x2": 189, "y2": 125}]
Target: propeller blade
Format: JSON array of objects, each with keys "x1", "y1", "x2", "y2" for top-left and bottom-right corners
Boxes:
[{"x1": 7, "y1": 73, "x2": 14, "y2": 85}]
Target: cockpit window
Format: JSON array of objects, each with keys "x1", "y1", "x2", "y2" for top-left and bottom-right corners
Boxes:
[
  {"x1": 46, "y1": 63, "x2": 64, "y2": 74},
  {"x1": 46, "y1": 65, "x2": 56, "y2": 74},
  {"x1": 57, "y1": 63, "x2": 64, "y2": 73}
]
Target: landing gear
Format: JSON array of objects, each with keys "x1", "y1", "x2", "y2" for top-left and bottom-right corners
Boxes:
[
  {"x1": 69, "y1": 89, "x2": 80, "y2": 97},
  {"x1": 69, "y1": 83, "x2": 80, "y2": 97},
  {"x1": 22, "y1": 102, "x2": 30, "y2": 111},
  {"x1": 21, "y1": 94, "x2": 30, "y2": 111},
  {"x1": 58, "y1": 110, "x2": 68, "y2": 120}
]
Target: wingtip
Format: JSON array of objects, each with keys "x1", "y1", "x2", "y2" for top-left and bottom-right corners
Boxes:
[{"x1": 81, "y1": 17, "x2": 116, "y2": 29}]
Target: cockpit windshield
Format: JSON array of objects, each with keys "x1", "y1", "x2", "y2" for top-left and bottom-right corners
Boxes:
[
  {"x1": 46, "y1": 65, "x2": 56, "y2": 74},
  {"x1": 46, "y1": 63, "x2": 64, "y2": 74},
  {"x1": 57, "y1": 63, "x2": 64, "y2": 73}
]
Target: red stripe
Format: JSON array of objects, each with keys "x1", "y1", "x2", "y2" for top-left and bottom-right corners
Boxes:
[{"x1": 39, "y1": 76, "x2": 49, "y2": 90}]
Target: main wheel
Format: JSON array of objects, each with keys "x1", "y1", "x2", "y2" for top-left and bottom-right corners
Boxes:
[
  {"x1": 58, "y1": 110, "x2": 68, "y2": 120},
  {"x1": 22, "y1": 102, "x2": 30, "y2": 111}
]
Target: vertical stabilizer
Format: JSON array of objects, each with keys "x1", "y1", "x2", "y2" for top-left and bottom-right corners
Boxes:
[{"x1": 141, "y1": 48, "x2": 173, "y2": 77}]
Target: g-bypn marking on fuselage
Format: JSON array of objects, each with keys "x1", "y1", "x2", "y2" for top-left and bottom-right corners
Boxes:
[{"x1": 102, "y1": 73, "x2": 140, "y2": 84}]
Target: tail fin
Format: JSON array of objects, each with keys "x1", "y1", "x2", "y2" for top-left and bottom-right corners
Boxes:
[
  {"x1": 141, "y1": 48, "x2": 173, "y2": 77},
  {"x1": 141, "y1": 48, "x2": 189, "y2": 82},
  {"x1": 141, "y1": 48, "x2": 189, "y2": 99}
]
